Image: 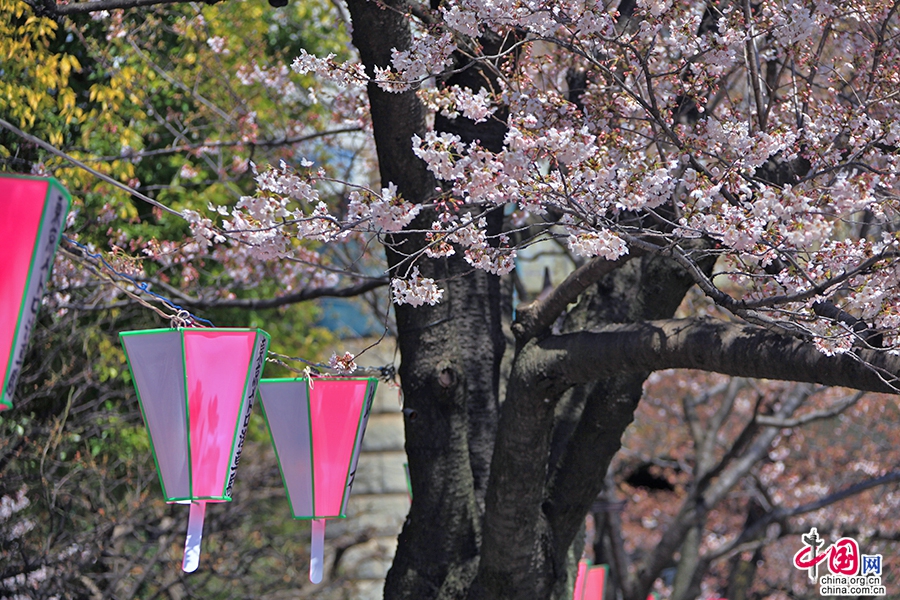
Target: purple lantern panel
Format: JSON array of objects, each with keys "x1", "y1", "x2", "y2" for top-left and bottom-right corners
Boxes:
[
  {"x1": 258, "y1": 377, "x2": 378, "y2": 583},
  {"x1": 1, "y1": 175, "x2": 70, "y2": 411},
  {"x1": 120, "y1": 327, "x2": 269, "y2": 572}
]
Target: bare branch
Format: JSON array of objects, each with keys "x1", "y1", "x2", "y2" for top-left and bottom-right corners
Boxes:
[
  {"x1": 86, "y1": 127, "x2": 364, "y2": 163},
  {"x1": 755, "y1": 390, "x2": 866, "y2": 427},
  {"x1": 511, "y1": 253, "x2": 635, "y2": 342},
  {"x1": 49, "y1": 0, "x2": 210, "y2": 16},
  {"x1": 168, "y1": 278, "x2": 389, "y2": 310}
]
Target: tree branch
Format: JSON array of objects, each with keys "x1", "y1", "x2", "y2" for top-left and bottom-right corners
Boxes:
[
  {"x1": 632, "y1": 384, "x2": 812, "y2": 600},
  {"x1": 47, "y1": 0, "x2": 209, "y2": 16},
  {"x1": 755, "y1": 390, "x2": 866, "y2": 427},
  {"x1": 86, "y1": 127, "x2": 364, "y2": 163},
  {"x1": 701, "y1": 471, "x2": 900, "y2": 564},
  {"x1": 177, "y1": 278, "x2": 388, "y2": 310},
  {"x1": 511, "y1": 253, "x2": 634, "y2": 342},
  {"x1": 519, "y1": 318, "x2": 900, "y2": 398}
]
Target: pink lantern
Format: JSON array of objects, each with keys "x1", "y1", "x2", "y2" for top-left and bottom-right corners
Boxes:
[
  {"x1": 120, "y1": 327, "x2": 270, "y2": 572},
  {"x1": 258, "y1": 376, "x2": 378, "y2": 583},
  {"x1": 1, "y1": 175, "x2": 70, "y2": 411},
  {"x1": 573, "y1": 561, "x2": 608, "y2": 599}
]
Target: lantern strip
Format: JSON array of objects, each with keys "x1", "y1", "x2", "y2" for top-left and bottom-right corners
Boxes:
[
  {"x1": 183, "y1": 329, "x2": 264, "y2": 500},
  {"x1": 1, "y1": 175, "x2": 70, "y2": 411},
  {"x1": 258, "y1": 379, "x2": 314, "y2": 517},
  {"x1": 339, "y1": 379, "x2": 377, "y2": 512},
  {"x1": 225, "y1": 330, "x2": 269, "y2": 499},
  {"x1": 310, "y1": 378, "x2": 372, "y2": 517},
  {"x1": 120, "y1": 329, "x2": 190, "y2": 500}
]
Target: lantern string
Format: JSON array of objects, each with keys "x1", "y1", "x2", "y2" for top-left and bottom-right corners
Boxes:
[
  {"x1": 62, "y1": 236, "x2": 215, "y2": 327},
  {"x1": 0, "y1": 117, "x2": 184, "y2": 219},
  {"x1": 265, "y1": 350, "x2": 397, "y2": 383},
  {"x1": 60, "y1": 247, "x2": 184, "y2": 324},
  {"x1": 61, "y1": 239, "x2": 400, "y2": 381}
]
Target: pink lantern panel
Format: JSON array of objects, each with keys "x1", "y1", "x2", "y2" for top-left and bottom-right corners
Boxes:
[
  {"x1": 258, "y1": 376, "x2": 378, "y2": 583},
  {"x1": 120, "y1": 327, "x2": 269, "y2": 571},
  {"x1": 572, "y1": 561, "x2": 608, "y2": 599},
  {"x1": 1, "y1": 175, "x2": 70, "y2": 411},
  {"x1": 573, "y1": 562, "x2": 656, "y2": 600},
  {"x1": 582, "y1": 563, "x2": 607, "y2": 599},
  {"x1": 573, "y1": 559, "x2": 590, "y2": 600}
]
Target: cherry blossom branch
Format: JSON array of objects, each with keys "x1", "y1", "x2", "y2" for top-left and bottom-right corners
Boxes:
[
  {"x1": 742, "y1": 0, "x2": 767, "y2": 132},
  {"x1": 739, "y1": 253, "x2": 892, "y2": 309}
]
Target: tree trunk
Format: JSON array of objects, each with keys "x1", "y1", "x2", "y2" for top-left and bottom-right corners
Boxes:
[
  {"x1": 470, "y1": 254, "x2": 713, "y2": 600},
  {"x1": 344, "y1": 1, "x2": 506, "y2": 597}
]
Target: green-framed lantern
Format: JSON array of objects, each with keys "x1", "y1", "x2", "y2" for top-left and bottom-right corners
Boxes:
[
  {"x1": 1, "y1": 174, "x2": 70, "y2": 411},
  {"x1": 120, "y1": 327, "x2": 269, "y2": 572},
  {"x1": 258, "y1": 376, "x2": 378, "y2": 583},
  {"x1": 573, "y1": 560, "x2": 608, "y2": 599}
]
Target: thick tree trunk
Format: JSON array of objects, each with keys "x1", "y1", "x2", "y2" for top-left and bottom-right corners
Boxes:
[
  {"x1": 344, "y1": 1, "x2": 505, "y2": 598},
  {"x1": 470, "y1": 254, "x2": 711, "y2": 600}
]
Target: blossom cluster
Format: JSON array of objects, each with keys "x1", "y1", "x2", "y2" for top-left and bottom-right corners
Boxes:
[{"x1": 152, "y1": 0, "x2": 900, "y2": 351}]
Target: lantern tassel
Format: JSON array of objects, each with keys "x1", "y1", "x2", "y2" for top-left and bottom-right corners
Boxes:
[
  {"x1": 182, "y1": 501, "x2": 206, "y2": 573},
  {"x1": 310, "y1": 518, "x2": 326, "y2": 583}
]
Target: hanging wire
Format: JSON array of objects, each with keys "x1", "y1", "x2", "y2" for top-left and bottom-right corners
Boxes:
[
  {"x1": 0, "y1": 117, "x2": 183, "y2": 218},
  {"x1": 62, "y1": 236, "x2": 215, "y2": 327},
  {"x1": 1, "y1": 116, "x2": 400, "y2": 380},
  {"x1": 64, "y1": 239, "x2": 400, "y2": 378}
]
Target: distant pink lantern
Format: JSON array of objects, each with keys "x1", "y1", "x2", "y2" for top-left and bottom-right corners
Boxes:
[
  {"x1": 258, "y1": 376, "x2": 378, "y2": 583},
  {"x1": 584, "y1": 562, "x2": 608, "y2": 598},
  {"x1": 572, "y1": 561, "x2": 657, "y2": 600},
  {"x1": 573, "y1": 561, "x2": 608, "y2": 599},
  {"x1": 573, "y1": 559, "x2": 590, "y2": 600},
  {"x1": 120, "y1": 327, "x2": 270, "y2": 572},
  {"x1": 1, "y1": 175, "x2": 70, "y2": 411}
]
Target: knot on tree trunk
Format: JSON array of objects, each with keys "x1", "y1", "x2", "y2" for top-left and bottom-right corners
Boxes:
[{"x1": 439, "y1": 366, "x2": 459, "y2": 389}]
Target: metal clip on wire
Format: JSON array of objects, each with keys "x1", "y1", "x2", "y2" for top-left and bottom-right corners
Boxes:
[{"x1": 170, "y1": 309, "x2": 192, "y2": 329}]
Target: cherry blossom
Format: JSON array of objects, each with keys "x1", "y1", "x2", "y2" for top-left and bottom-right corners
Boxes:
[{"x1": 391, "y1": 267, "x2": 444, "y2": 306}]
